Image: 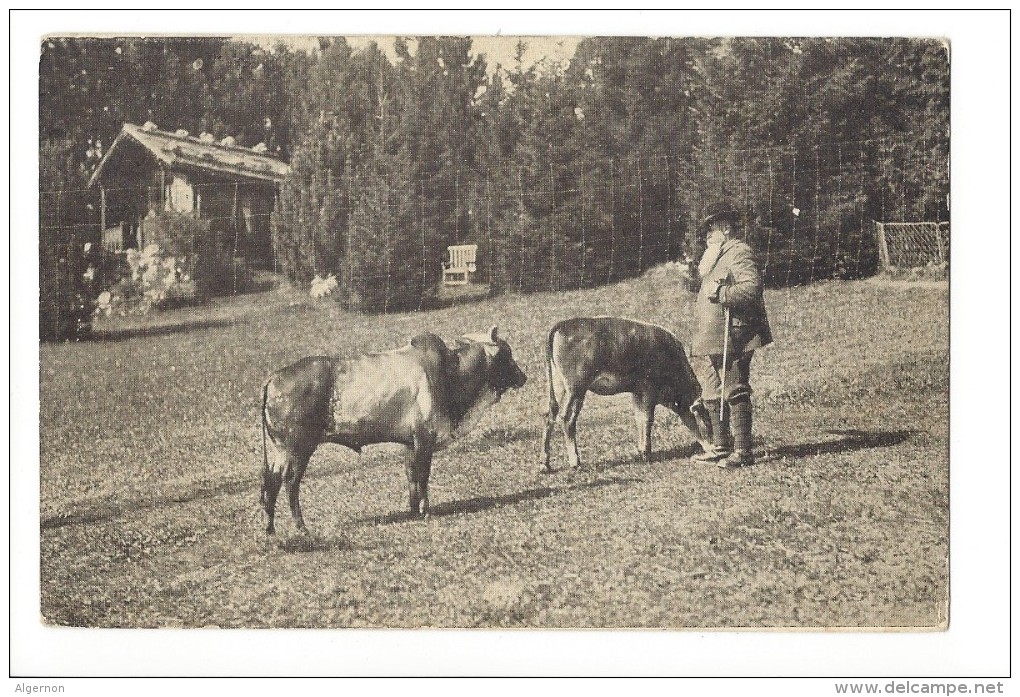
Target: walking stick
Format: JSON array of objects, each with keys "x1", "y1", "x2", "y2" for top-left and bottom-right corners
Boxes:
[{"x1": 720, "y1": 305, "x2": 730, "y2": 421}]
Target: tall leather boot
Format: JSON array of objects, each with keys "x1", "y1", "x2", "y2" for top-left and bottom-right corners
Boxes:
[
  {"x1": 691, "y1": 399, "x2": 731, "y2": 462},
  {"x1": 718, "y1": 397, "x2": 754, "y2": 468}
]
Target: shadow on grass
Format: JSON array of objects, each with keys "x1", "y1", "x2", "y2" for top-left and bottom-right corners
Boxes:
[
  {"x1": 91, "y1": 316, "x2": 239, "y2": 342},
  {"x1": 41, "y1": 476, "x2": 254, "y2": 530},
  {"x1": 359, "y1": 487, "x2": 554, "y2": 526},
  {"x1": 765, "y1": 429, "x2": 913, "y2": 460},
  {"x1": 570, "y1": 442, "x2": 705, "y2": 472},
  {"x1": 359, "y1": 476, "x2": 643, "y2": 526},
  {"x1": 561, "y1": 430, "x2": 912, "y2": 471},
  {"x1": 424, "y1": 283, "x2": 492, "y2": 310}
]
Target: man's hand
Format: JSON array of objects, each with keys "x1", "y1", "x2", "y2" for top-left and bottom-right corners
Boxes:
[{"x1": 709, "y1": 278, "x2": 728, "y2": 303}]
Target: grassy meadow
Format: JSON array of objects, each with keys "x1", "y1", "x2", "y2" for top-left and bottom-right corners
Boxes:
[{"x1": 39, "y1": 269, "x2": 948, "y2": 628}]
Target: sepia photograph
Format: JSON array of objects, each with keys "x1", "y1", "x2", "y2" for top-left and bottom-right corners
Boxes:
[{"x1": 13, "y1": 8, "x2": 1009, "y2": 682}]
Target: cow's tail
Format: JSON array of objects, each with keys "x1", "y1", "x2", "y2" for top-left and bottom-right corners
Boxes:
[
  {"x1": 259, "y1": 380, "x2": 271, "y2": 508},
  {"x1": 545, "y1": 324, "x2": 559, "y2": 418}
]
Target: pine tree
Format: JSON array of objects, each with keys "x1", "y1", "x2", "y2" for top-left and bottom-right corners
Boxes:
[
  {"x1": 270, "y1": 40, "x2": 392, "y2": 285},
  {"x1": 682, "y1": 37, "x2": 947, "y2": 284},
  {"x1": 344, "y1": 84, "x2": 421, "y2": 312},
  {"x1": 271, "y1": 114, "x2": 347, "y2": 282},
  {"x1": 569, "y1": 37, "x2": 706, "y2": 276},
  {"x1": 39, "y1": 138, "x2": 92, "y2": 340},
  {"x1": 395, "y1": 37, "x2": 489, "y2": 294}
]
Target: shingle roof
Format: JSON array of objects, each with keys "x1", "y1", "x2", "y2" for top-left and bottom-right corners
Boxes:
[{"x1": 88, "y1": 122, "x2": 290, "y2": 187}]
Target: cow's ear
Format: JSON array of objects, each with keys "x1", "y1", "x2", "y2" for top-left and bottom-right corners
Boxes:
[{"x1": 488, "y1": 325, "x2": 499, "y2": 343}]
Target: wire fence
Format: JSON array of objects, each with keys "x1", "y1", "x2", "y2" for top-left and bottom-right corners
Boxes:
[
  {"x1": 875, "y1": 222, "x2": 950, "y2": 271},
  {"x1": 40, "y1": 138, "x2": 948, "y2": 338}
]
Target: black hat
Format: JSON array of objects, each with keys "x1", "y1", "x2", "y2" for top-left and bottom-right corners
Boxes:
[{"x1": 701, "y1": 203, "x2": 741, "y2": 229}]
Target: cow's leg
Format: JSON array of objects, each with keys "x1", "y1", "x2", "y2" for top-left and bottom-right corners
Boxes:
[
  {"x1": 406, "y1": 431, "x2": 435, "y2": 517},
  {"x1": 678, "y1": 403, "x2": 714, "y2": 455},
  {"x1": 415, "y1": 437, "x2": 434, "y2": 518},
  {"x1": 542, "y1": 380, "x2": 563, "y2": 473},
  {"x1": 284, "y1": 449, "x2": 313, "y2": 533},
  {"x1": 261, "y1": 440, "x2": 288, "y2": 535},
  {"x1": 404, "y1": 449, "x2": 420, "y2": 516},
  {"x1": 632, "y1": 392, "x2": 656, "y2": 460},
  {"x1": 559, "y1": 391, "x2": 585, "y2": 469}
]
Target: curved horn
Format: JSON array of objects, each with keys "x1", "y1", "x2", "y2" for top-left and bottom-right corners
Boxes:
[{"x1": 463, "y1": 326, "x2": 500, "y2": 344}]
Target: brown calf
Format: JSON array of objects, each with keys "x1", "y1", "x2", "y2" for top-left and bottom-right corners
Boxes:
[{"x1": 542, "y1": 316, "x2": 710, "y2": 471}]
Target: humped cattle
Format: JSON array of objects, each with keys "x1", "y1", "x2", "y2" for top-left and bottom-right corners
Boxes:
[{"x1": 260, "y1": 326, "x2": 527, "y2": 533}]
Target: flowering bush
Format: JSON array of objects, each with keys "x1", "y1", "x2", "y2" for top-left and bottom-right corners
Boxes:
[
  {"x1": 94, "y1": 243, "x2": 198, "y2": 316},
  {"x1": 92, "y1": 212, "x2": 257, "y2": 317},
  {"x1": 309, "y1": 274, "x2": 338, "y2": 298}
]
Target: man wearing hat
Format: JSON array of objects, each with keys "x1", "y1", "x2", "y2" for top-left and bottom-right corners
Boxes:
[{"x1": 684, "y1": 203, "x2": 772, "y2": 468}]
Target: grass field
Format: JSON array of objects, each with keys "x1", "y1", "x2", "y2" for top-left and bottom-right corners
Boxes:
[{"x1": 39, "y1": 269, "x2": 949, "y2": 628}]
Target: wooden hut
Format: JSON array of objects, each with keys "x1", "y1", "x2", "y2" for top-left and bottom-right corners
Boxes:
[{"x1": 87, "y1": 122, "x2": 289, "y2": 267}]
